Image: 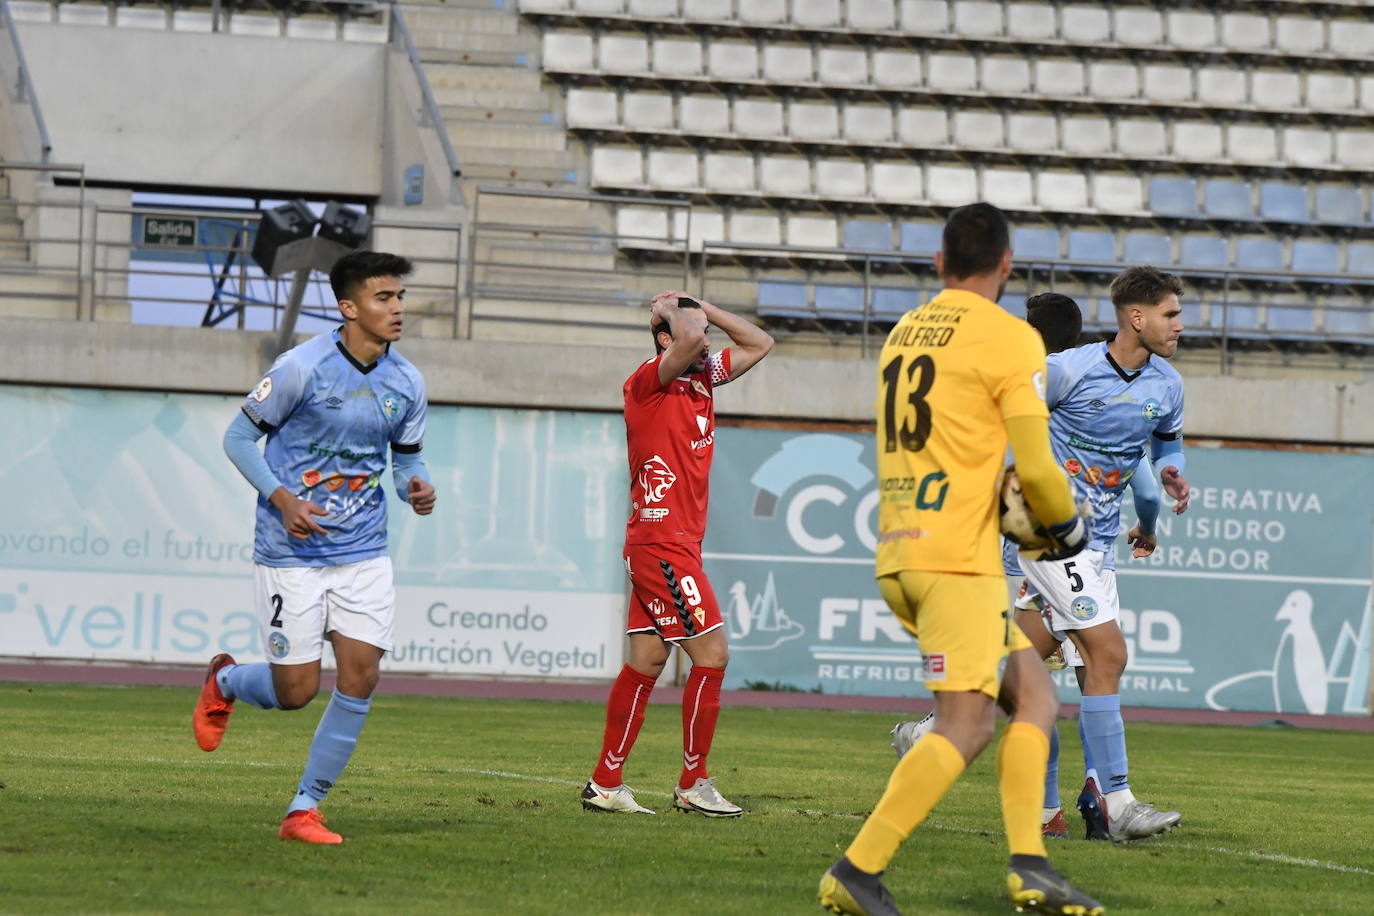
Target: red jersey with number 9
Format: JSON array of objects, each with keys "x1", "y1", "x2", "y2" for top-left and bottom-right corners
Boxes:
[{"x1": 623, "y1": 350, "x2": 732, "y2": 545}]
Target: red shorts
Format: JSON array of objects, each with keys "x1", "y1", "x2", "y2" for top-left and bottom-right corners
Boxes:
[{"x1": 623, "y1": 541, "x2": 723, "y2": 642}]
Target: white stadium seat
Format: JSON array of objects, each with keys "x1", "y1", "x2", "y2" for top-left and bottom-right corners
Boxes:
[
  {"x1": 1034, "y1": 60, "x2": 1085, "y2": 96},
  {"x1": 1088, "y1": 62, "x2": 1139, "y2": 99},
  {"x1": 738, "y1": 0, "x2": 787, "y2": 25},
  {"x1": 982, "y1": 57, "x2": 1031, "y2": 94},
  {"x1": 729, "y1": 212, "x2": 782, "y2": 245},
  {"x1": 599, "y1": 35, "x2": 649, "y2": 72},
  {"x1": 1117, "y1": 119, "x2": 1168, "y2": 157},
  {"x1": 1251, "y1": 71, "x2": 1301, "y2": 110},
  {"x1": 1220, "y1": 13, "x2": 1270, "y2": 50},
  {"x1": 1274, "y1": 16, "x2": 1324, "y2": 54},
  {"x1": 647, "y1": 150, "x2": 699, "y2": 188},
  {"x1": 1360, "y1": 77, "x2": 1374, "y2": 113},
  {"x1": 285, "y1": 19, "x2": 337, "y2": 40},
  {"x1": 1307, "y1": 74, "x2": 1356, "y2": 110},
  {"x1": 953, "y1": 111, "x2": 1004, "y2": 148},
  {"x1": 566, "y1": 89, "x2": 619, "y2": 127},
  {"x1": 1037, "y1": 171, "x2": 1089, "y2": 210},
  {"x1": 1335, "y1": 130, "x2": 1374, "y2": 168},
  {"x1": 1061, "y1": 117, "x2": 1112, "y2": 154},
  {"x1": 927, "y1": 54, "x2": 979, "y2": 91},
  {"x1": 847, "y1": 0, "x2": 895, "y2": 31},
  {"x1": 630, "y1": 0, "x2": 679, "y2": 16},
  {"x1": 616, "y1": 207, "x2": 668, "y2": 242},
  {"x1": 872, "y1": 163, "x2": 923, "y2": 203},
  {"x1": 790, "y1": 102, "x2": 840, "y2": 139},
  {"x1": 1007, "y1": 113, "x2": 1058, "y2": 152},
  {"x1": 543, "y1": 32, "x2": 594, "y2": 70},
  {"x1": 734, "y1": 99, "x2": 785, "y2": 137},
  {"x1": 229, "y1": 13, "x2": 281, "y2": 36},
  {"x1": 762, "y1": 45, "x2": 814, "y2": 82},
  {"x1": 1283, "y1": 128, "x2": 1334, "y2": 167},
  {"x1": 591, "y1": 147, "x2": 643, "y2": 185},
  {"x1": 897, "y1": 107, "x2": 949, "y2": 145},
  {"x1": 759, "y1": 157, "x2": 812, "y2": 195},
  {"x1": 681, "y1": 0, "x2": 730, "y2": 19},
  {"x1": 652, "y1": 39, "x2": 703, "y2": 76},
  {"x1": 1173, "y1": 122, "x2": 1224, "y2": 160},
  {"x1": 982, "y1": 169, "x2": 1034, "y2": 209},
  {"x1": 118, "y1": 7, "x2": 171, "y2": 30},
  {"x1": 1166, "y1": 11, "x2": 1217, "y2": 48},
  {"x1": 873, "y1": 51, "x2": 921, "y2": 88},
  {"x1": 926, "y1": 166, "x2": 978, "y2": 205},
  {"x1": 786, "y1": 215, "x2": 838, "y2": 249},
  {"x1": 1142, "y1": 65, "x2": 1193, "y2": 102},
  {"x1": 574, "y1": 0, "x2": 624, "y2": 12},
  {"x1": 818, "y1": 48, "x2": 869, "y2": 85},
  {"x1": 792, "y1": 0, "x2": 840, "y2": 28},
  {"x1": 1329, "y1": 21, "x2": 1374, "y2": 58},
  {"x1": 623, "y1": 93, "x2": 674, "y2": 130},
  {"x1": 681, "y1": 95, "x2": 730, "y2": 133},
  {"x1": 703, "y1": 153, "x2": 755, "y2": 192},
  {"x1": 1060, "y1": 5, "x2": 1110, "y2": 42},
  {"x1": 707, "y1": 42, "x2": 758, "y2": 80},
  {"x1": 1113, "y1": 7, "x2": 1162, "y2": 44},
  {"x1": 816, "y1": 160, "x2": 868, "y2": 198},
  {"x1": 900, "y1": 0, "x2": 949, "y2": 33},
  {"x1": 671, "y1": 210, "x2": 725, "y2": 247},
  {"x1": 519, "y1": 0, "x2": 569, "y2": 10},
  {"x1": 1093, "y1": 174, "x2": 1144, "y2": 212},
  {"x1": 1005, "y1": 2, "x2": 1055, "y2": 40},
  {"x1": 953, "y1": 0, "x2": 1003, "y2": 37},
  {"x1": 844, "y1": 106, "x2": 894, "y2": 144},
  {"x1": 1227, "y1": 125, "x2": 1278, "y2": 164},
  {"x1": 1197, "y1": 67, "x2": 1247, "y2": 106}
]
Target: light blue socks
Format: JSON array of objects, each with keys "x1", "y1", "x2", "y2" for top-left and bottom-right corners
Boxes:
[
  {"x1": 218, "y1": 662, "x2": 280, "y2": 710},
  {"x1": 1079, "y1": 693, "x2": 1128, "y2": 792},
  {"x1": 287, "y1": 689, "x2": 371, "y2": 814}
]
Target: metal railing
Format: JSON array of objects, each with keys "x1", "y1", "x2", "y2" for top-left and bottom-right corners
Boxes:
[
  {"x1": 0, "y1": 0, "x2": 52, "y2": 161},
  {"x1": 390, "y1": 2, "x2": 462, "y2": 201}
]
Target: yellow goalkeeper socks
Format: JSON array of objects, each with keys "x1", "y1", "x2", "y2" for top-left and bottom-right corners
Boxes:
[
  {"x1": 998, "y1": 721, "x2": 1050, "y2": 858},
  {"x1": 846, "y1": 732, "x2": 966, "y2": 874}
]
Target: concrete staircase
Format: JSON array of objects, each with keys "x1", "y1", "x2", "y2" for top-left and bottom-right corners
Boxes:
[{"x1": 0, "y1": 172, "x2": 84, "y2": 320}]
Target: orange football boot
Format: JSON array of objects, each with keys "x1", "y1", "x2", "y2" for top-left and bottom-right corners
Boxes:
[
  {"x1": 279, "y1": 808, "x2": 343, "y2": 844},
  {"x1": 1043, "y1": 808, "x2": 1069, "y2": 839},
  {"x1": 193, "y1": 653, "x2": 236, "y2": 752}
]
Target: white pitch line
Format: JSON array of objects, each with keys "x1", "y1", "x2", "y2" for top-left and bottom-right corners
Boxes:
[{"x1": 5, "y1": 752, "x2": 1371, "y2": 877}]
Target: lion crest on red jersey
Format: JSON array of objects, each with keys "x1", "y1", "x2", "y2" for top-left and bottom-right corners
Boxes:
[{"x1": 638, "y1": 455, "x2": 677, "y2": 503}]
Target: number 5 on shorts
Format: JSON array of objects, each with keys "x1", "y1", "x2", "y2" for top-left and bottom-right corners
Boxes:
[{"x1": 1064, "y1": 563, "x2": 1084, "y2": 593}]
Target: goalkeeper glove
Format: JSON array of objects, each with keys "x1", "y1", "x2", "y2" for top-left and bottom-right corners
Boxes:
[{"x1": 1037, "y1": 499, "x2": 1092, "y2": 561}]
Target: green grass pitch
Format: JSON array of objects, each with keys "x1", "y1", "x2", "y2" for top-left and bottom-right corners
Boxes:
[{"x1": 0, "y1": 682, "x2": 1369, "y2": 914}]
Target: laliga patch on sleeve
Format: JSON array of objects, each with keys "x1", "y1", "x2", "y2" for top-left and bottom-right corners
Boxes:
[
  {"x1": 1032, "y1": 370, "x2": 1046, "y2": 401},
  {"x1": 251, "y1": 377, "x2": 273, "y2": 402},
  {"x1": 922, "y1": 653, "x2": 947, "y2": 681}
]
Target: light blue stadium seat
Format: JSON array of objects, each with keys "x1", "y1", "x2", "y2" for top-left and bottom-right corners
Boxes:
[
  {"x1": 1258, "y1": 183, "x2": 1308, "y2": 222},
  {"x1": 1000, "y1": 293, "x2": 1027, "y2": 318},
  {"x1": 1235, "y1": 237, "x2": 1285, "y2": 274},
  {"x1": 1179, "y1": 234, "x2": 1228, "y2": 268},
  {"x1": 1292, "y1": 241, "x2": 1341, "y2": 275},
  {"x1": 757, "y1": 281, "x2": 811, "y2": 319},
  {"x1": 1349, "y1": 244, "x2": 1374, "y2": 275},
  {"x1": 1081, "y1": 297, "x2": 1113, "y2": 331},
  {"x1": 1314, "y1": 186, "x2": 1364, "y2": 225},
  {"x1": 1123, "y1": 232, "x2": 1171, "y2": 264},
  {"x1": 1324, "y1": 301, "x2": 1374, "y2": 340},
  {"x1": 1148, "y1": 177, "x2": 1197, "y2": 216},
  {"x1": 1214, "y1": 298, "x2": 1261, "y2": 333},
  {"x1": 1180, "y1": 298, "x2": 1209, "y2": 332},
  {"x1": 815, "y1": 284, "x2": 865, "y2": 322},
  {"x1": 1067, "y1": 229, "x2": 1115, "y2": 263},
  {"x1": 844, "y1": 219, "x2": 894, "y2": 250},
  {"x1": 899, "y1": 221, "x2": 943, "y2": 255},
  {"x1": 1012, "y1": 227, "x2": 1060, "y2": 260},
  {"x1": 1265, "y1": 300, "x2": 1317, "y2": 335},
  {"x1": 1203, "y1": 180, "x2": 1252, "y2": 219},
  {"x1": 872, "y1": 287, "x2": 923, "y2": 322}
]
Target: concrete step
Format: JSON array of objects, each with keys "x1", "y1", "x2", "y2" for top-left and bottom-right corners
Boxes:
[
  {"x1": 476, "y1": 241, "x2": 616, "y2": 269},
  {"x1": 470, "y1": 192, "x2": 599, "y2": 226},
  {"x1": 0, "y1": 268, "x2": 78, "y2": 296},
  {"x1": 447, "y1": 122, "x2": 568, "y2": 152},
  {"x1": 0, "y1": 219, "x2": 23, "y2": 240},
  {"x1": 453, "y1": 144, "x2": 573, "y2": 168},
  {"x1": 0, "y1": 239, "x2": 31, "y2": 259},
  {"x1": 431, "y1": 83, "x2": 550, "y2": 109},
  {"x1": 399, "y1": 0, "x2": 509, "y2": 9},
  {"x1": 400, "y1": 6, "x2": 519, "y2": 35},
  {"x1": 416, "y1": 46, "x2": 528, "y2": 67},
  {"x1": 441, "y1": 104, "x2": 557, "y2": 125},
  {"x1": 425, "y1": 62, "x2": 543, "y2": 94},
  {"x1": 458, "y1": 162, "x2": 578, "y2": 185},
  {"x1": 412, "y1": 30, "x2": 528, "y2": 53}
]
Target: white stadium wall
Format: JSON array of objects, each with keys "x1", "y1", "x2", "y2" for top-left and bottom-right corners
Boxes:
[{"x1": 16, "y1": 22, "x2": 385, "y2": 195}]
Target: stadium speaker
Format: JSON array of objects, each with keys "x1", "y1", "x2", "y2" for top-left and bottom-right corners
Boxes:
[
  {"x1": 318, "y1": 202, "x2": 371, "y2": 250},
  {"x1": 251, "y1": 200, "x2": 318, "y2": 276}
]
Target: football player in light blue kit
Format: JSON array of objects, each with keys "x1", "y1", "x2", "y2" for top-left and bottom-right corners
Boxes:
[
  {"x1": 192, "y1": 250, "x2": 436, "y2": 844},
  {"x1": 1018, "y1": 267, "x2": 1191, "y2": 843}
]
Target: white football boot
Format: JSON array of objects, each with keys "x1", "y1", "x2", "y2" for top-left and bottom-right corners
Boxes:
[
  {"x1": 673, "y1": 777, "x2": 743, "y2": 817},
  {"x1": 580, "y1": 780, "x2": 656, "y2": 814},
  {"x1": 889, "y1": 711, "x2": 936, "y2": 758}
]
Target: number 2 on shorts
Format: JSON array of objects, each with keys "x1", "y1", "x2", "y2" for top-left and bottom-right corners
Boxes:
[{"x1": 270, "y1": 593, "x2": 284, "y2": 627}]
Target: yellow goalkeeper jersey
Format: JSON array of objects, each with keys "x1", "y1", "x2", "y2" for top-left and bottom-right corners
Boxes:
[{"x1": 874, "y1": 288, "x2": 1049, "y2": 577}]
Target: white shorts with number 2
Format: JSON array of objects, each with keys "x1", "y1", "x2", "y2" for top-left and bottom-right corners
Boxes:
[
  {"x1": 253, "y1": 556, "x2": 396, "y2": 664},
  {"x1": 1019, "y1": 548, "x2": 1119, "y2": 638}
]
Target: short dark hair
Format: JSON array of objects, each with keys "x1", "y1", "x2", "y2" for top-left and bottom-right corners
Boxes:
[
  {"x1": 941, "y1": 202, "x2": 1011, "y2": 280},
  {"x1": 1109, "y1": 266, "x2": 1184, "y2": 311},
  {"x1": 329, "y1": 250, "x2": 413, "y2": 302},
  {"x1": 1026, "y1": 293, "x2": 1082, "y2": 354},
  {"x1": 652, "y1": 296, "x2": 701, "y2": 353}
]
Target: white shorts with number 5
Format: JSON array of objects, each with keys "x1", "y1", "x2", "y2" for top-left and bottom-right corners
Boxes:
[
  {"x1": 1019, "y1": 549, "x2": 1119, "y2": 636},
  {"x1": 253, "y1": 556, "x2": 396, "y2": 664}
]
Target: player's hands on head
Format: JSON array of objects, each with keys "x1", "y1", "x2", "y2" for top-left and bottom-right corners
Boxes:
[
  {"x1": 270, "y1": 488, "x2": 329, "y2": 540},
  {"x1": 1161, "y1": 466, "x2": 1190, "y2": 514},
  {"x1": 1126, "y1": 524, "x2": 1157, "y2": 558},
  {"x1": 407, "y1": 476, "x2": 436, "y2": 516},
  {"x1": 649, "y1": 291, "x2": 679, "y2": 327}
]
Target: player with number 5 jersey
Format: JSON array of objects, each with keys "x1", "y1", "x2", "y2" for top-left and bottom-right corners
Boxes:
[
  {"x1": 581, "y1": 292, "x2": 772, "y2": 819},
  {"x1": 820, "y1": 203, "x2": 1104, "y2": 916}
]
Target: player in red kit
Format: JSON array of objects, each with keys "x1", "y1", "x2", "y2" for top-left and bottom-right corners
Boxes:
[{"x1": 581, "y1": 292, "x2": 773, "y2": 817}]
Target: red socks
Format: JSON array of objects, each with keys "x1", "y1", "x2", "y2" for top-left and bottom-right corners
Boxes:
[
  {"x1": 592, "y1": 664, "x2": 658, "y2": 787},
  {"x1": 679, "y1": 665, "x2": 725, "y2": 790}
]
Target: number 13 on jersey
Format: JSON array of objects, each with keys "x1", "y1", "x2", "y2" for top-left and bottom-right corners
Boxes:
[{"x1": 881, "y1": 353, "x2": 936, "y2": 453}]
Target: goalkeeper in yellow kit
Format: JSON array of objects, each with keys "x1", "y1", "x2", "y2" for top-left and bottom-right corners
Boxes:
[{"x1": 818, "y1": 203, "x2": 1104, "y2": 916}]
